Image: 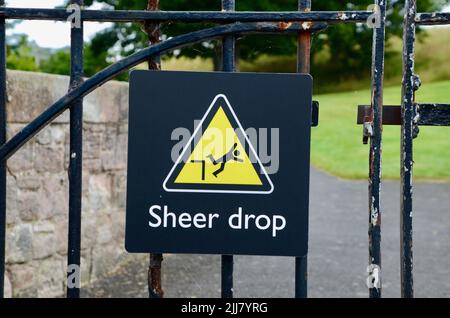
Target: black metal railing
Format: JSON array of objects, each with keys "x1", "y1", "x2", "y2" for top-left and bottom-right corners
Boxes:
[
  {"x1": 399, "y1": 0, "x2": 450, "y2": 298},
  {"x1": 0, "y1": 0, "x2": 6, "y2": 301},
  {"x1": 221, "y1": 0, "x2": 236, "y2": 300},
  {"x1": 9, "y1": 0, "x2": 449, "y2": 298}
]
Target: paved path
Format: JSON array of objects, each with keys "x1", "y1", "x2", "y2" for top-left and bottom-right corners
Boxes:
[{"x1": 83, "y1": 168, "x2": 450, "y2": 298}]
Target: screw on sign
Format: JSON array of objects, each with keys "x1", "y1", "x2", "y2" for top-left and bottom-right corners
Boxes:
[{"x1": 125, "y1": 70, "x2": 312, "y2": 257}]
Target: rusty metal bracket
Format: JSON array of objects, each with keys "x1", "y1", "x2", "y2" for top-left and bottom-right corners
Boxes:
[
  {"x1": 362, "y1": 118, "x2": 373, "y2": 145},
  {"x1": 412, "y1": 74, "x2": 421, "y2": 138},
  {"x1": 357, "y1": 104, "x2": 450, "y2": 127},
  {"x1": 412, "y1": 74, "x2": 421, "y2": 91},
  {"x1": 412, "y1": 102, "x2": 420, "y2": 139},
  {"x1": 358, "y1": 105, "x2": 373, "y2": 144},
  {"x1": 311, "y1": 100, "x2": 319, "y2": 127}
]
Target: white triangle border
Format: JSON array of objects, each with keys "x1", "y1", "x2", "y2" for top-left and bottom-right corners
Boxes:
[{"x1": 163, "y1": 94, "x2": 274, "y2": 194}]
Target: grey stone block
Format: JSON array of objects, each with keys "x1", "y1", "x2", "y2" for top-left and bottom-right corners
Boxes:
[
  {"x1": 32, "y1": 222, "x2": 57, "y2": 260},
  {"x1": 6, "y1": 224, "x2": 33, "y2": 263}
]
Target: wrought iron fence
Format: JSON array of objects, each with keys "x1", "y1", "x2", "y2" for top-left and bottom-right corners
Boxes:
[{"x1": 1, "y1": 0, "x2": 446, "y2": 298}]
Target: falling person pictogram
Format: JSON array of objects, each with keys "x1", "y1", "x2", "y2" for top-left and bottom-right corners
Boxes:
[
  {"x1": 191, "y1": 143, "x2": 244, "y2": 180},
  {"x1": 208, "y1": 142, "x2": 244, "y2": 178}
]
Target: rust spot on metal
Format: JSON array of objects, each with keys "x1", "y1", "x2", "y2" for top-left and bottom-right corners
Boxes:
[
  {"x1": 146, "y1": 0, "x2": 159, "y2": 11},
  {"x1": 278, "y1": 21, "x2": 314, "y2": 31},
  {"x1": 143, "y1": 0, "x2": 161, "y2": 70},
  {"x1": 148, "y1": 254, "x2": 164, "y2": 298},
  {"x1": 278, "y1": 21, "x2": 293, "y2": 30},
  {"x1": 297, "y1": 31, "x2": 311, "y2": 73}
]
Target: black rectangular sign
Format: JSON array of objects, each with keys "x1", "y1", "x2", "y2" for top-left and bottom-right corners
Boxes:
[{"x1": 125, "y1": 70, "x2": 312, "y2": 256}]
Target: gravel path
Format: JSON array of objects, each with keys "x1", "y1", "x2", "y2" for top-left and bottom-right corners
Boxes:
[{"x1": 83, "y1": 168, "x2": 450, "y2": 298}]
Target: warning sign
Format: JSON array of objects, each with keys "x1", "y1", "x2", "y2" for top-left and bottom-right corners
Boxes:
[
  {"x1": 125, "y1": 70, "x2": 312, "y2": 257},
  {"x1": 164, "y1": 94, "x2": 273, "y2": 194}
]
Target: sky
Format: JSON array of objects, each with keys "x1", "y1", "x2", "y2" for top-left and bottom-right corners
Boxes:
[
  {"x1": 5, "y1": 0, "x2": 450, "y2": 49},
  {"x1": 6, "y1": 0, "x2": 112, "y2": 48}
]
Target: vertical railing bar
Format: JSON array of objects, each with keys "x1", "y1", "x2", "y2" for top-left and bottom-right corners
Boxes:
[
  {"x1": 67, "y1": 0, "x2": 84, "y2": 298},
  {"x1": 221, "y1": 0, "x2": 235, "y2": 299},
  {"x1": 0, "y1": 0, "x2": 6, "y2": 299},
  {"x1": 144, "y1": 0, "x2": 164, "y2": 299},
  {"x1": 400, "y1": 0, "x2": 415, "y2": 298},
  {"x1": 368, "y1": 0, "x2": 387, "y2": 299},
  {"x1": 295, "y1": 0, "x2": 311, "y2": 299}
]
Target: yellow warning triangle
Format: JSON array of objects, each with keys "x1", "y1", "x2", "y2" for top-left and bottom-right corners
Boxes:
[
  {"x1": 163, "y1": 94, "x2": 274, "y2": 194},
  {"x1": 175, "y1": 106, "x2": 262, "y2": 185}
]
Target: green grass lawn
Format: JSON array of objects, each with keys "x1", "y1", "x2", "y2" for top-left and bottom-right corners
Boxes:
[
  {"x1": 159, "y1": 28, "x2": 450, "y2": 181},
  {"x1": 312, "y1": 80, "x2": 450, "y2": 180}
]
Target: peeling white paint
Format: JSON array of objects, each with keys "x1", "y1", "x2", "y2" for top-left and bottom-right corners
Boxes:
[
  {"x1": 370, "y1": 196, "x2": 378, "y2": 227},
  {"x1": 366, "y1": 264, "x2": 381, "y2": 289},
  {"x1": 301, "y1": 22, "x2": 310, "y2": 30},
  {"x1": 339, "y1": 13, "x2": 349, "y2": 20}
]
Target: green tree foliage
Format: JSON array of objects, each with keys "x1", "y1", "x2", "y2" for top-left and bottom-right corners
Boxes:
[
  {"x1": 83, "y1": 28, "x2": 128, "y2": 80},
  {"x1": 7, "y1": 35, "x2": 39, "y2": 72},
  {"x1": 37, "y1": 31, "x2": 128, "y2": 80},
  {"x1": 81, "y1": 0, "x2": 445, "y2": 81},
  {"x1": 40, "y1": 50, "x2": 71, "y2": 75},
  {"x1": 7, "y1": 1, "x2": 446, "y2": 86}
]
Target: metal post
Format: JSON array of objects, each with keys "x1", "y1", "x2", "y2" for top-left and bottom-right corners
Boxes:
[
  {"x1": 400, "y1": 0, "x2": 416, "y2": 298},
  {"x1": 295, "y1": 0, "x2": 311, "y2": 299},
  {"x1": 67, "y1": 0, "x2": 84, "y2": 299},
  {"x1": 221, "y1": 0, "x2": 235, "y2": 299},
  {"x1": 368, "y1": 0, "x2": 386, "y2": 299},
  {"x1": 148, "y1": 253, "x2": 163, "y2": 298},
  {"x1": 144, "y1": 0, "x2": 164, "y2": 299},
  {"x1": 0, "y1": 0, "x2": 6, "y2": 299}
]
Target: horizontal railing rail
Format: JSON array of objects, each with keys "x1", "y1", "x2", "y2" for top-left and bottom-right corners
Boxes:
[
  {"x1": 0, "y1": 8, "x2": 373, "y2": 23},
  {"x1": 416, "y1": 12, "x2": 450, "y2": 25}
]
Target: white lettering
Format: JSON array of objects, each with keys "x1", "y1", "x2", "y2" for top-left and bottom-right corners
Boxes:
[
  {"x1": 228, "y1": 207, "x2": 286, "y2": 237},
  {"x1": 149, "y1": 205, "x2": 162, "y2": 227},
  {"x1": 193, "y1": 213, "x2": 206, "y2": 228},
  {"x1": 148, "y1": 205, "x2": 220, "y2": 230},
  {"x1": 255, "y1": 215, "x2": 271, "y2": 230},
  {"x1": 245, "y1": 214, "x2": 256, "y2": 229},
  {"x1": 229, "y1": 207, "x2": 242, "y2": 229},
  {"x1": 178, "y1": 213, "x2": 192, "y2": 228},
  {"x1": 163, "y1": 205, "x2": 176, "y2": 228},
  {"x1": 148, "y1": 205, "x2": 286, "y2": 237},
  {"x1": 208, "y1": 214, "x2": 219, "y2": 228},
  {"x1": 182, "y1": 302, "x2": 216, "y2": 315},
  {"x1": 273, "y1": 215, "x2": 286, "y2": 237}
]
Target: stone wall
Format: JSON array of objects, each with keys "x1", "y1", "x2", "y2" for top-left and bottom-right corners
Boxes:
[{"x1": 4, "y1": 70, "x2": 143, "y2": 297}]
